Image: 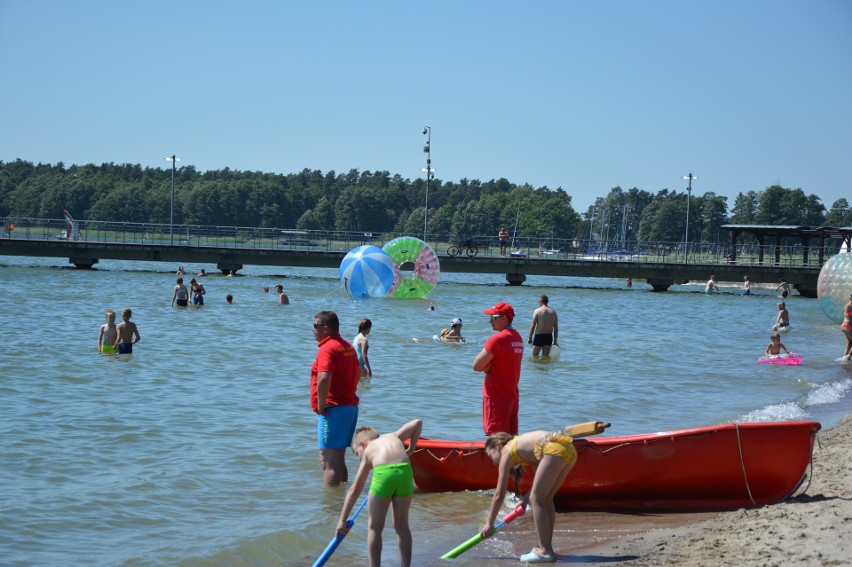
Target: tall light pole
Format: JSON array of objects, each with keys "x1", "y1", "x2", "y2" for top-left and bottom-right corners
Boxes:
[
  {"x1": 683, "y1": 173, "x2": 697, "y2": 263},
  {"x1": 164, "y1": 155, "x2": 180, "y2": 245},
  {"x1": 421, "y1": 126, "x2": 434, "y2": 242}
]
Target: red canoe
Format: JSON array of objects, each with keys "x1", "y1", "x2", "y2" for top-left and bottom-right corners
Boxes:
[{"x1": 409, "y1": 421, "x2": 821, "y2": 511}]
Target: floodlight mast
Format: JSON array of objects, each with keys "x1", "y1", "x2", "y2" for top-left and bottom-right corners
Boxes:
[
  {"x1": 421, "y1": 127, "x2": 434, "y2": 242},
  {"x1": 164, "y1": 155, "x2": 180, "y2": 245},
  {"x1": 683, "y1": 173, "x2": 697, "y2": 263}
]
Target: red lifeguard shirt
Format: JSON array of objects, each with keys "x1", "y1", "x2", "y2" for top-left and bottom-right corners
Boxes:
[
  {"x1": 310, "y1": 333, "x2": 360, "y2": 413},
  {"x1": 482, "y1": 327, "x2": 524, "y2": 400}
]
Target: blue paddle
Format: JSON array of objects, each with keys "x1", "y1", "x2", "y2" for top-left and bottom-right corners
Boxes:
[{"x1": 313, "y1": 497, "x2": 368, "y2": 567}]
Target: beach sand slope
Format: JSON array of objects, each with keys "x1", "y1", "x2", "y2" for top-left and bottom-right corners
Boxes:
[{"x1": 594, "y1": 415, "x2": 851, "y2": 566}]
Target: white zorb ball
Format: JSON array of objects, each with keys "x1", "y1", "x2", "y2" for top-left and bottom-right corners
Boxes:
[{"x1": 817, "y1": 253, "x2": 852, "y2": 323}]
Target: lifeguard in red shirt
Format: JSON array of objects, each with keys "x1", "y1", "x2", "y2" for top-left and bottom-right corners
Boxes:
[
  {"x1": 473, "y1": 302, "x2": 524, "y2": 436},
  {"x1": 311, "y1": 310, "x2": 361, "y2": 486}
]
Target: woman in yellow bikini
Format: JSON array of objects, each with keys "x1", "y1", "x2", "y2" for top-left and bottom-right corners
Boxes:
[{"x1": 480, "y1": 428, "x2": 578, "y2": 563}]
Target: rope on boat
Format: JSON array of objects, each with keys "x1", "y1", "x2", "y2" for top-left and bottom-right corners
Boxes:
[
  {"x1": 790, "y1": 431, "x2": 819, "y2": 498},
  {"x1": 413, "y1": 448, "x2": 482, "y2": 461},
  {"x1": 734, "y1": 423, "x2": 757, "y2": 507}
]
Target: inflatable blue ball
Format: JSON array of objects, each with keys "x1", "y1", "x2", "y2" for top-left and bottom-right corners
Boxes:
[{"x1": 339, "y1": 245, "x2": 396, "y2": 298}]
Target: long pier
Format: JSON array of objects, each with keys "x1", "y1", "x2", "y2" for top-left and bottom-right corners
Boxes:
[{"x1": 0, "y1": 230, "x2": 823, "y2": 296}]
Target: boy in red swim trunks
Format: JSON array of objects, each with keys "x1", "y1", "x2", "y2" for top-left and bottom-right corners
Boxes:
[{"x1": 335, "y1": 419, "x2": 422, "y2": 567}]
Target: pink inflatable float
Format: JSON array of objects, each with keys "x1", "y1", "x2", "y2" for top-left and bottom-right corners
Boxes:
[{"x1": 758, "y1": 353, "x2": 802, "y2": 365}]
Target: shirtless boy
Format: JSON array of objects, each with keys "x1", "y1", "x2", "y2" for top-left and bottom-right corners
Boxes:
[
  {"x1": 529, "y1": 295, "x2": 558, "y2": 357},
  {"x1": 765, "y1": 333, "x2": 790, "y2": 357},
  {"x1": 114, "y1": 308, "x2": 141, "y2": 354},
  {"x1": 772, "y1": 302, "x2": 790, "y2": 331},
  {"x1": 335, "y1": 419, "x2": 422, "y2": 567},
  {"x1": 98, "y1": 310, "x2": 118, "y2": 353}
]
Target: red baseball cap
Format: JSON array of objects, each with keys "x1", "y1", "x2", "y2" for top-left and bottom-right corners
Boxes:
[{"x1": 483, "y1": 301, "x2": 514, "y2": 319}]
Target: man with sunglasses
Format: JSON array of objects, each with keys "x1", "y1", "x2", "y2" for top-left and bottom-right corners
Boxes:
[
  {"x1": 473, "y1": 302, "x2": 524, "y2": 436},
  {"x1": 311, "y1": 311, "x2": 361, "y2": 486}
]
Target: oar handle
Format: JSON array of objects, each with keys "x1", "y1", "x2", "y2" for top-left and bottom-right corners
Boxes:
[
  {"x1": 312, "y1": 497, "x2": 368, "y2": 567},
  {"x1": 440, "y1": 505, "x2": 526, "y2": 560}
]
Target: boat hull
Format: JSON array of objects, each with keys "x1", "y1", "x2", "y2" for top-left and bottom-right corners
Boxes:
[{"x1": 409, "y1": 421, "x2": 820, "y2": 511}]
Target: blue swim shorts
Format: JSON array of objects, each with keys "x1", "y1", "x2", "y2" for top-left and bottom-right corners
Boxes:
[{"x1": 317, "y1": 404, "x2": 359, "y2": 450}]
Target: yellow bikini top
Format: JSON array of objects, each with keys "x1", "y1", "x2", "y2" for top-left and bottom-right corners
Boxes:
[{"x1": 508, "y1": 436, "x2": 535, "y2": 466}]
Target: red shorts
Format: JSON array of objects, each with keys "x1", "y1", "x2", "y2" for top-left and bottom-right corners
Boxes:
[{"x1": 483, "y1": 396, "x2": 519, "y2": 436}]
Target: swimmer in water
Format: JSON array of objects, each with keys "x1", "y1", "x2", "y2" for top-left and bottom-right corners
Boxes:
[{"x1": 98, "y1": 310, "x2": 118, "y2": 353}]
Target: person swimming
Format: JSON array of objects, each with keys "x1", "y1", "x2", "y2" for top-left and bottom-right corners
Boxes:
[{"x1": 441, "y1": 318, "x2": 465, "y2": 342}]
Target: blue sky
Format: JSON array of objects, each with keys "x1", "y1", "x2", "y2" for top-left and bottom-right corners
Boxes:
[{"x1": 2, "y1": 1, "x2": 850, "y2": 214}]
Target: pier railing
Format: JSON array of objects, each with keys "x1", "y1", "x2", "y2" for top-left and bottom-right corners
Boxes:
[{"x1": 1, "y1": 216, "x2": 835, "y2": 268}]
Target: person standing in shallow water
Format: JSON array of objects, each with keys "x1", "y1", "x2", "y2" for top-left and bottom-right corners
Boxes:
[
  {"x1": 354, "y1": 318, "x2": 372, "y2": 378},
  {"x1": 473, "y1": 302, "x2": 524, "y2": 436},
  {"x1": 172, "y1": 277, "x2": 189, "y2": 307},
  {"x1": 705, "y1": 275, "x2": 719, "y2": 293},
  {"x1": 742, "y1": 276, "x2": 751, "y2": 296},
  {"x1": 479, "y1": 428, "x2": 578, "y2": 563},
  {"x1": 772, "y1": 302, "x2": 790, "y2": 331},
  {"x1": 114, "y1": 308, "x2": 140, "y2": 354},
  {"x1": 310, "y1": 311, "x2": 360, "y2": 486},
  {"x1": 97, "y1": 310, "x2": 118, "y2": 353},
  {"x1": 274, "y1": 284, "x2": 289, "y2": 305},
  {"x1": 190, "y1": 278, "x2": 205, "y2": 305},
  {"x1": 529, "y1": 295, "x2": 558, "y2": 357}
]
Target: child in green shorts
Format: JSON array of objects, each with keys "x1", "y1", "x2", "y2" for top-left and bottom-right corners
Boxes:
[{"x1": 335, "y1": 419, "x2": 422, "y2": 567}]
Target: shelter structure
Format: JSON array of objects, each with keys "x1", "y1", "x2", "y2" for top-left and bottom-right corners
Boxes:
[{"x1": 721, "y1": 225, "x2": 852, "y2": 266}]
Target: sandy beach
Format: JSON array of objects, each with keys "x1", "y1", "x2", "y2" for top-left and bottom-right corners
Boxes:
[{"x1": 569, "y1": 415, "x2": 851, "y2": 566}]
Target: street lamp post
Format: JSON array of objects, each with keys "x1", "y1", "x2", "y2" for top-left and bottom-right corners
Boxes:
[
  {"x1": 421, "y1": 126, "x2": 434, "y2": 242},
  {"x1": 164, "y1": 155, "x2": 180, "y2": 245},
  {"x1": 683, "y1": 173, "x2": 697, "y2": 263}
]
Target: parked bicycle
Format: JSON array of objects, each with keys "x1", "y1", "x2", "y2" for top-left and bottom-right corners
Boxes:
[{"x1": 447, "y1": 238, "x2": 479, "y2": 257}]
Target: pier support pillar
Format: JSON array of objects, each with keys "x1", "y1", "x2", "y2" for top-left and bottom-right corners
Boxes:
[
  {"x1": 794, "y1": 283, "x2": 817, "y2": 298},
  {"x1": 70, "y1": 257, "x2": 99, "y2": 269},
  {"x1": 506, "y1": 273, "x2": 526, "y2": 286},
  {"x1": 647, "y1": 279, "x2": 673, "y2": 292},
  {"x1": 217, "y1": 263, "x2": 243, "y2": 275}
]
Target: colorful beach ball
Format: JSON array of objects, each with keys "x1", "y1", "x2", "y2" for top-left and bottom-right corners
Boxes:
[
  {"x1": 817, "y1": 253, "x2": 852, "y2": 323},
  {"x1": 339, "y1": 245, "x2": 396, "y2": 298}
]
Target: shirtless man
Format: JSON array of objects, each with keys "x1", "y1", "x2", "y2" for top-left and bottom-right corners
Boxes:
[
  {"x1": 776, "y1": 281, "x2": 791, "y2": 299},
  {"x1": 114, "y1": 308, "x2": 140, "y2": 354},
  {"x1": 528, "y1": 295, "x2": 558, "y2": 357},
  {"x1": 772, "y1": 302, "x2": 790, "y2": 331},
  {"x1": 705, "y1": 275, "x2": 719, "y2": 293},
  {"x1": 97, "y1": 310, "x2": 118, "y2": 353},
  {"x1": 742, "y1": 276, "x2": 751, "y2": 296},
  {"x1": 275, "y1": 284, "x2": 290, "y2": 305}
]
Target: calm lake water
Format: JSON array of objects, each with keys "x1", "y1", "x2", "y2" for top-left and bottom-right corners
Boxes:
[{"x1": 1, "y1": 255, "x2": 850, "y2": 566}]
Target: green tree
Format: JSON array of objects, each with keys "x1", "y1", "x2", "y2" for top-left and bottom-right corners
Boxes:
[
  {"x1": 825, "y1": 198, "x2": 852, "y2": 227},
  {"x1": 730, "y1": 191, "x2": 759, "y2": 224},
  {"x1": 699, "y1": 193, "x2": 729, "y2": 242}
]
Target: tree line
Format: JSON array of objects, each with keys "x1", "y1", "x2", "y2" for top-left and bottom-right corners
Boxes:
[{"x1": 1, "y1": 159, "x2": 849, "y2": 244}]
